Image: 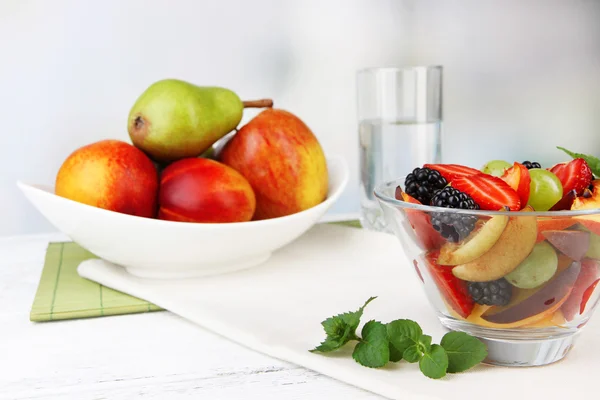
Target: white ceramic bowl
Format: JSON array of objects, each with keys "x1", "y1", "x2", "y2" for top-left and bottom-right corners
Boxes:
[{"x1": 18, "y1": 155, "x2": 349, "y2": 279}]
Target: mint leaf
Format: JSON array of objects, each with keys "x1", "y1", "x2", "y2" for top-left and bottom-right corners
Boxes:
[
  {"x1": 419, "y1": 334, "x2": 432, "y2": 353},
  {"x1": 387, "y1": 319, "x2": 422, "y2": 357},
  {"x1": 352, "y1": 320, "x2": 389, "y2": 368},
  {"x1": 311, "y1": 327, "x2": 354, "y2": 353},
  {"x1": 557, "y1": 146, "x2": 600, "y2": 176},
  {"x1": 311, "y1": 296, "x2": 376, "y2": 353},
  {"x1": 419, "y1": 344, "x2": 449, "y2": 379},
  {"x1": 402, "y1": 345, "x2": 422, "y2": 363},
  {"x1": 440, "y1": 331, "x2": 488, "y2": 373},
  {"x1": 389, "y1": 343, "x2": 403, "y2": 362}
]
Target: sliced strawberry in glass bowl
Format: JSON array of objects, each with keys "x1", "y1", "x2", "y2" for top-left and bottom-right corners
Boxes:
[
  {"x1": 451, "y1": 173, "x2": 521, "y2": 211},
  {"x1": 375, "y1": 166, "x2": 600, "y2": 367},
  {"x1": 423, "y1": 163, "x2": 481, "y2": 182}
]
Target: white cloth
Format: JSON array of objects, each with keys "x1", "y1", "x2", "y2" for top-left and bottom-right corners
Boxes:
[{"x1": 78, "y1": 223, "x2": 600, "y2": 400}]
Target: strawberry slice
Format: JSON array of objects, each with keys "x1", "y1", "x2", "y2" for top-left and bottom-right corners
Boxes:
[
  {"x1": 424, "y1": 250, "x2": 474, "y2": 318},
  {"x1": 395, "y1": 187, "x2": 445, "y2": 251},
  {"x1": 580, "y1": 278, "x2": 600, "y2": 315},
  {"x1": 549, "y1": 158, "x2": 593, "y2": 197},
  {"x1": 500, "y1": 162, "x2": 531, "y2": 207},
  {"x1": 423, "y1": 163, "x2": 481, "y2": 182},
  {"x1": 561, "y1": 258, "x2": 600, "y2": 321},
  {"x1": 451, "y1": 174, "x2": 521, "y2": 211}
]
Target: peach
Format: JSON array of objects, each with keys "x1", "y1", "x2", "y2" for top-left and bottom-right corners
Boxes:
[
  {"x1": 571, "y1": 180, "x2": 600, "y2": 235},
  {"x1": 55, "y1": 139, "x2": 158, "y2": 218},
  {"x1": 219, "y1": 108, "x2": 328, "y2": 220},
  {"x1": 158, "y1": 158, "x2": 255, "y2": 223}
]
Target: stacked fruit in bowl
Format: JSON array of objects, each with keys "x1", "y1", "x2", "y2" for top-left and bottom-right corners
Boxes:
[
  {"x1": 54, "y1": 78, "x2": 330, "y2": 223},
  {"x1": 375, "y1": 148, "x2": 600, "y2": 365},
  {"x1": 19, "y1": 78, "x2": 347, "y2": 279}
]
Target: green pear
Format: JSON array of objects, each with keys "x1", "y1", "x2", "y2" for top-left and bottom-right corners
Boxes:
[{"x1": 127, "y1": 79, "x2": 272, "y2": 162}]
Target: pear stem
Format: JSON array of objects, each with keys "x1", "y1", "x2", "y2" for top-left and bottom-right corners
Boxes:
[{"x1": 242, "y1": 99, "x2": 274, "y2": 108}]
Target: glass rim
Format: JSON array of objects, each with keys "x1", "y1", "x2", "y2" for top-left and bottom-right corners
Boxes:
[
  {"x1": 357, "y1": 65, "x2": 443, "y2": 75},
  {"x1": 374, "y1": 177, "x2": 600, "y2": 217}
]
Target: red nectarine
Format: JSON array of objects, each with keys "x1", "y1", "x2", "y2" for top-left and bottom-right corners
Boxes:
[{"x1": 158, "y1": 158, "x2": 256, "y2": 223}]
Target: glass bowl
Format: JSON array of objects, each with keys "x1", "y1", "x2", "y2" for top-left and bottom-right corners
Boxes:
[{"x1": 375, "y1": 177, "x2": 600, "y2": 367}]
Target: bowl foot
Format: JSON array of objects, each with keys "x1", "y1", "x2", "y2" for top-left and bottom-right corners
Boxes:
[
  {"x1": 123, "y1": 252, "x2": 272, "y2": 279},
  {"x1": 439, "y1": 316, "x2": 580, "y2": 367}
]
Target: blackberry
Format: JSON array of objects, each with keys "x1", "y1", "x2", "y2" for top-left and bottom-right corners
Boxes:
[
  {"x1": 429, "y1": 187, "x2": 479, "y2": 242},
  {"x1": 522, "y1": 161, "x2": 541, "y2": 169},
  {"x1": 403, "y1": 167, "x2": 447, "y2": 205},
  {"x1": 468, "y1": 279, "x2": 512, "y2": 306}
]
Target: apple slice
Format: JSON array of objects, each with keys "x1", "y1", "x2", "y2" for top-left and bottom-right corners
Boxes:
[
  {"x1": 561, "y1": 258, "x2": 600, "y2": 321},
  {"x1": 437, "y1": 213, "x2": 509, "y2": 265},
  {"x1": 542, "y1": 230, "x2": 590, "y2": 261},
  {"x1": 451, "y1": 206, "x2": 538, "y2": 282},
  {"x1": 480, "y1": 260, "x2": 581, "y2": 325}
]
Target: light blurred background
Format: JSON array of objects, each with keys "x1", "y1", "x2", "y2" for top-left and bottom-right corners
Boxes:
[{"x1": 1, "y1": 0, "x2": 599, "y2": 236}]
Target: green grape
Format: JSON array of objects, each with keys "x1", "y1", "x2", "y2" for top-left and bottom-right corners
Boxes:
[
  {"x1": 527, "y1": 169, "x2": 563, "y2": 211},
  {"x1": 481, "y1": 160, "x2": 512, "y2": 177},
  {"x1": 505, "y1": 241, "x2": 558, "y2": 289}
]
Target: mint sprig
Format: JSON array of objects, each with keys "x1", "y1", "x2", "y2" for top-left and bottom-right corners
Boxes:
[
  {"x1": 310, "y1": 296, "x2": 376, "y2": 353},
  {"x1": 310, "y1": 297, "x2": 488, "y2": 379},
  {"x1": 557, "y1": 146, "x2": 600, "y2": 176}
]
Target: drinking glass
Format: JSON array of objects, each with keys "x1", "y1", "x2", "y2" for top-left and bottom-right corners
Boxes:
[{"x1": 357, "y1": 66, "x2": 443, "y2": 232}]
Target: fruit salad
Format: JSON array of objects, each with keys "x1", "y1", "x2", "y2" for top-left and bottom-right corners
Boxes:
[{"x1": 394, "y1": 150, "x2": 600, "y2": 330}]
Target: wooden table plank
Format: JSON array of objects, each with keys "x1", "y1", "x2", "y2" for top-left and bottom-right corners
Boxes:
[{"x1": 0, "y1": 233, "x2": 383, "y2": 400}]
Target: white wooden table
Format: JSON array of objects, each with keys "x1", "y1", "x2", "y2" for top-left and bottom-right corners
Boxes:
[{"x1": 0, "y1": 232, "x2": 383, "y2": 400}]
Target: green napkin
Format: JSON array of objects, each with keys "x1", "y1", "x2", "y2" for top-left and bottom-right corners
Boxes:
[{"x1": 30, "y1": 219, "x2": 363, "y2": 322}]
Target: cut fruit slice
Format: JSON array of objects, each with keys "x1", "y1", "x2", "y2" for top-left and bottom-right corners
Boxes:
[
  {"x1": 500, "y1": 162, "x2": 531, "y2": 207},
  {"x1": 480, "y1": 260, "x2": 581, "y2": 326},
  {"x1": 451, "y1": 174, "x2": 521, "y2": 211},
  {"x1": 521, "y1": 309, "x2": 565, "y2": 328},
  {"x1": 536, "y1": 217, "x2": 577, "y2": 243},
  {"x1": 580, "y1": 278, "x2": 600, "y2": 315},
  {"x1": 549, "y1": 189, "x2": 578, "y2": 211},
  {"x1": 424, "y1": 250, "x2": 474, "y2": 318},
  {"x1": 395, "y1": 187, "x2": 445, "y2": 251},
  {"x1": 542, "y1": 230, "x2": 590, "y2": 261},
  {"x1": 452, "y1": 206, "x2": 538, "y2": 282},
  {"x1": 505, "y1": 241, "x2": 558, "y2": 289},
  {"x1": 584, "y1": 229, "x2": 600, "y2": 260},
  {"x1": 561, "y1": 258, "x2": 600, "y2": 321},
  {"x1": 571, "y1": 180, "x2": 600, "y2": 236},
  {"x1": 549, "y1": 158, "x2": 593, "y2": 197},
  {"x1": 437, "y1": 213, "x2": 509, "y2": 266},
  {"x1": 423, "y1": 163, "x2": 481, "y2": 182}
]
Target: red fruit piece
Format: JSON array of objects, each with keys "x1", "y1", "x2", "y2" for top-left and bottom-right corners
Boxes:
[
  {"x1": 500, "y1": 162, "x2": 531, "y2": 207},
  {"x1": 580, "y1": 278, "x2": 600, "y2": 314},
  {"x1": 561, "y1": 258, "x2": 600, "y2": 321},
  {"x1": 535, "y1": 217, "x2": 577, "y2": 243},
  {"x1": 451, "y1": 174, "x2": 521, "y2": 211},
  {"x1": 550, "y1": 158, "x2": 593, "y2": 197},
  {"x1": 395, "y1": 187, "x2": 445, "y2": 251},
  {"x1": 423, "y1": 163, "x2": 481, "y2": 182},
  {"x1": 424, "y1": 250, "x2": 474, "y2": 318},
  {"x1": 549, "y1": 189, "x2": 578, "y2": 211}
]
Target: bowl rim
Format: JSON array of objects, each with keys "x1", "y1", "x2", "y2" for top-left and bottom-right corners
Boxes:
[
  {"x1": 18, "y1": 154, "x2": 349, "y2": 230},
  {"x1": 374, "y1": 177, "x2": 600, "y2": 217}
]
